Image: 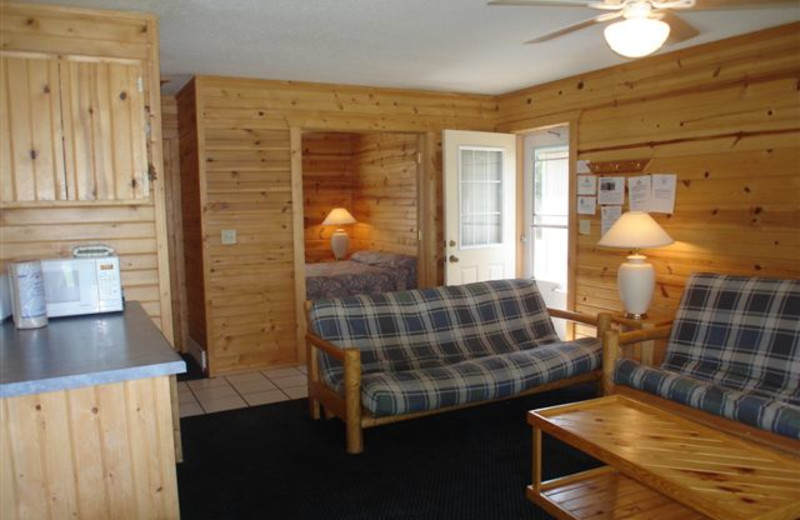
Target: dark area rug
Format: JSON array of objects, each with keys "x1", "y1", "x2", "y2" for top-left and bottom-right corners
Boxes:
[{"x1": 177, "y1": 384, "x2": 602, "y2": 520}]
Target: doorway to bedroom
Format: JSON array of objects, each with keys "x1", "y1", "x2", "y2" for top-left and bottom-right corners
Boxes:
[{"x1": 299, "y1": 131, "x2": 422, "y2": 302}]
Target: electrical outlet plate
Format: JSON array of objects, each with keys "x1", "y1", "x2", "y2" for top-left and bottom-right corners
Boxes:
[{"x1": 221, "y1": 229, "x2": 237, "y2": 245}]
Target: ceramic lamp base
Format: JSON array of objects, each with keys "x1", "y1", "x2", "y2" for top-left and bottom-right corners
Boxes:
[
  {"x1": 330, "y1": 229, "x2": 349, "y2": 260},
  {"x1": 617, "y1": 254, "x2": 655, "y2": 318}
]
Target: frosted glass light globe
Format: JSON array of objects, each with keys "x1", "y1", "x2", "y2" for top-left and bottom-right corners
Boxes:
[{"x1": 604, "y1": 18, "x2": 671, "y2": 58}]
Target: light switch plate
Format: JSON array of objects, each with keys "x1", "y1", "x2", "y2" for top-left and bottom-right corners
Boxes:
[
  {"x1": 221, "y1": 229, "x2": 237, "y2": 245},
  {"x1": 579, "y1": 219, "x2": 591, "y2": 235}
]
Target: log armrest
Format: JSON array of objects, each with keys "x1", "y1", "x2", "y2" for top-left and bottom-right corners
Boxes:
[
  {"x1": 548, "y1": 308, "x2": 609, "y2": 328},
  {"x1": 602, "y1": 325, "x2": 673, "y2": 395},
  {"x1": 305, "y1": 332, "x2": 364, "y2": 454},
  {"x1": 306, "y1": 332, "x2": 347, "y2": 361},
  {"x1": 548, "y1": 308, "x2": 613, "y2": 343}
]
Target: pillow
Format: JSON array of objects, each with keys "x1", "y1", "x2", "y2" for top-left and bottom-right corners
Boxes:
[{"x1": 350, "y1": 250, "x2": 415, "y2": 267}]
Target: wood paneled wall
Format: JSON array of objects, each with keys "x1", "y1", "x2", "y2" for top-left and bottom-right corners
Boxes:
[
  {"x1": 180, "y1": 76, "x2": 495, "y2": 374},
  {"x1": 302, "y1": 132, "x2": 355, "y2": 263},
  {"x1": 496, "y1": 23, "x2": 800, "y2": 319},
  {"x1": 0, "y1": 205, "x2": 163, "y2": 315},
  {"x1": 351, "y1": 133, "x2": 419, "y2": 256},
  {"x1": 0, "y1": 3, "x2": 172, "y2": 340}
]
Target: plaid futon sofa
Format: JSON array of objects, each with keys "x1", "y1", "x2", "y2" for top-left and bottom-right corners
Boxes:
[
  {"x1": 306, "y1": 279, "x2": 609, "y2": 453},
  {"x1": 611, "y1": 273, "x2": 800, "y2": 440}
]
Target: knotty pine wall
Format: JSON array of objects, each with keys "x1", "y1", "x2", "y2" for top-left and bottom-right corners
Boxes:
[
  {"x1": 179, "y1": 76, "x2": 495, "y2": 374},
  {"x1": 0, "y1": 3, "x2": 172, "y2": 340},
  {"x1": 302, "y1": 132, "x2": 356, "y2": 263},
  {"x1": 351, "y1": 133, "x2": 419, "y2": 256},
  {"x1": 496, "y1": 23, "x2": 800, "y2": 321}
]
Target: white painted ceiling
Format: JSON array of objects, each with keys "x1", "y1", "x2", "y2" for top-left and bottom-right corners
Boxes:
[{"x1": 19, "y1": 0, "x2": 800, "y2": 94}]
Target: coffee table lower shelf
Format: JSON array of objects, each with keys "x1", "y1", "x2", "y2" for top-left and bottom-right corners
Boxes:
[{"x1": 526, "y1": 466, "x2": 708, "y2": 520}]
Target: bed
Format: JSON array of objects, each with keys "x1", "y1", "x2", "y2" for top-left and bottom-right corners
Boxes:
[{"x1": 305, "y1": 251, "x2": 417, "y2": 300}]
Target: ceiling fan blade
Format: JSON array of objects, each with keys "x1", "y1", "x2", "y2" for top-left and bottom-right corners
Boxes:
[
  {"x1": 488, "y1": 0, "x2": 612, "y2": 8},
  {"x1": 662, "y1": 12, "x2": 701, "y2": 45},
  {"x1": 524, "y1": 11, "x2": 622, "y2": 43},
  {"x1": 687, "y1": 0, "x2": 800, "y2": 10}
]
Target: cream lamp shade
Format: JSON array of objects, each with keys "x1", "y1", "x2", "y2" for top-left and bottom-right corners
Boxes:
[
  {"x1": 322, "y1": 207, "x2": 357, "y2": 260},
  {"x1": 322, "y1": 207, "x2": 357, "y2": 227},
  {"x1": 598, "y1": 211, "x2": 674, "y2": 318},
  {"x1": 603, "y1": 17, "x2": 671, "y2": 59}
]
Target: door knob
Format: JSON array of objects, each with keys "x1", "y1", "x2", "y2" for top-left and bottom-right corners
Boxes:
[
  {"x1": 448, "y1": 240, "x2": 456, "y2": 247},
  {"x1": 449, "y1": 255, "x2": 459, "y2": 263}
]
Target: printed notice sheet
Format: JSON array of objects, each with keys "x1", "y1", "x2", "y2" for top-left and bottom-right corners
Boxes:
[
  {"x1": 628, "y1": 175, "x2": 652, "y2": 212},
  {"x1": 577, "y1": 196, "x2": 597, "y2": 215},
  {"x1": 577, "y1": 160, "x2": 591, "y2": 174},
  {"x1": 601, "y1": 205, "x2": 622, "y2": 236},
  {"x1": 598, "y1": 176, "x2": 625, "y2": 205},
  {"x1": 651, "y1": 173, "x2": 677, "y2": 214},
  {"x1": 577, "y1": 175, "x2": 597, "y2": 195}
]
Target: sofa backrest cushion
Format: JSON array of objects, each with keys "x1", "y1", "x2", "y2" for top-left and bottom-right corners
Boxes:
[
  {"x1": 308, "y1": 279, "x2": 559, "y2": 377},
  {"x1": 663, "y1": 273, "x2": 800, "y2": 403}
]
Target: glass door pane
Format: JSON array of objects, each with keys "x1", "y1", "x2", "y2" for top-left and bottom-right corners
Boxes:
[
  {"x1": 459, "y1": 147, "x2": 503, "y2": 248},
  {"x1": 531, "y1": 145, "x2": 568, "y2": 290}
]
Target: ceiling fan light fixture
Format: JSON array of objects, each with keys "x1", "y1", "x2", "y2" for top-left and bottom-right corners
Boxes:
[{"x1": 603, "y1": 17, "x2": 671, "y2": 58}]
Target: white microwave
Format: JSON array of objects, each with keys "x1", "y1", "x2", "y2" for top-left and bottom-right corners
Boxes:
[{"x1": 41, "y1": 256, "x2": 124, "y2": 317}]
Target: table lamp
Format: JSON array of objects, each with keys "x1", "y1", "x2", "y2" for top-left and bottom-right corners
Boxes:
[
  {"x1": 322, "y1": 207, "x2": 357, "y2": 260},
  {"x1": 597, "y1": 211, "x2": 673, "y2": 319}
]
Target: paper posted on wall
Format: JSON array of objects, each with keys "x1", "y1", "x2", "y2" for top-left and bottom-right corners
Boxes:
[
  {"x1": 577, "y1": 175, "x2": 597, "y2": 195},
  {"x1": 577, "y1": 196, "x2": 597, "y2": 215},
  {"x1": 597, "y1": 176, "x2": 625, "y2": 205},
  {"x1": 601, "y1": 205, "x2": 622, "y2": 236},
  {"x1": 577, "y1": 160, "x2": 591, "y2": 174},
  {"x1": 651, "y1": 174, "x2": 677, "y2": 214},
  {"x1": 628, "y1": 175, "x2": 652, "y2": 211}
]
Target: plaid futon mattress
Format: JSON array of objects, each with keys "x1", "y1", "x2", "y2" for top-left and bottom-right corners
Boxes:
[
  {"x1": 615, "y1": 273, "x2": 800, "y2": 438},
  {"x1": 308, "y1": 279, "x2": 602, "y2": 417},
  {"x1": 333, "y1": 338, "x2": 600, "y2": 416}
]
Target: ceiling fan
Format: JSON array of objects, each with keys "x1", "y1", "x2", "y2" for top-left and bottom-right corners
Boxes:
[{"x1": 488, "y1": 0, "x2": 799, "y2": 58}]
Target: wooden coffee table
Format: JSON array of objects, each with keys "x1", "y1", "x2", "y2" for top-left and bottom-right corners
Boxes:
[{"x1": 527, "y1": 395, "x2": 800, "y2": 520}]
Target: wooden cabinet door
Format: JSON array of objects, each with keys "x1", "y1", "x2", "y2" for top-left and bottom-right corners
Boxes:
[
  {"x1": 61, "y1": 58, "x2": 149, "y2": 200},
  {"x1": 0, "y1": 54, "x2": 68, "y2": 202}
]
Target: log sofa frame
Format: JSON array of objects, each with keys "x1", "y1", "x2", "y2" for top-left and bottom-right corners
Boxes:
[
  {"x1": 306, "y1": 305, "x2": 611, "y2": 454},
  {"x1": 604, "y1": 325, "x2": 800, "y2": 457}
]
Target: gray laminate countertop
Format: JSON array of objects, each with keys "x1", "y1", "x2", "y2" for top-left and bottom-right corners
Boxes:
[{"x1": 0, "y1": 302, "x2": 185, "y2": 398}]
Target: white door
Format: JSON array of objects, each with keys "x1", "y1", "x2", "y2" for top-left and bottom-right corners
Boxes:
[{"x1": 443, "y1": 130, "x2": 516, "y2": 285}]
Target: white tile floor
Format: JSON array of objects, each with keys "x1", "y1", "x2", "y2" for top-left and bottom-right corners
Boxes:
[{"x1": 178, "y1": 365, "x2": 308, "y2": 418}]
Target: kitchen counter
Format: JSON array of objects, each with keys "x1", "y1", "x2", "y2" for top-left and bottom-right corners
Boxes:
[
  {"x1": 1, "y1": 301, "x2": 185, "y2": 518},
  {"x1": 0, "y1": 301, "x2": 185, "y2": 398}
]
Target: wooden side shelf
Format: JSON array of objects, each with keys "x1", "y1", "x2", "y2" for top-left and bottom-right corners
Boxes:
[{"x1": 527, "y1": 466, "x2": 708, "y2": 520}]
